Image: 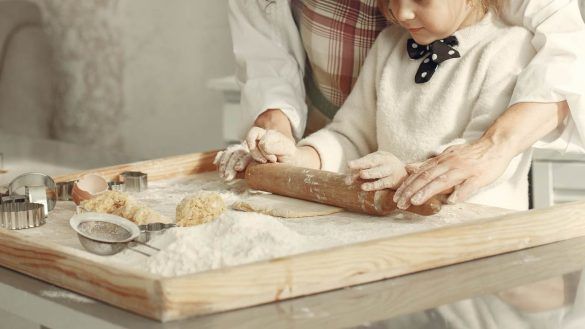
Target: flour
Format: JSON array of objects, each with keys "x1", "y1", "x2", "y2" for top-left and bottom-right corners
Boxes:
[
  {"x1": 146, "y1": 211, "x2": 320, "y2": 277},
  {"x1": 19, "y1": 172, "x2": 514, "y2": 278}
]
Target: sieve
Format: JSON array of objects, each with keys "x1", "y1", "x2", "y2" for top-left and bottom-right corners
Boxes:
[{"x1": 70, "y1": 212, "x2": 160, "y2": 256}]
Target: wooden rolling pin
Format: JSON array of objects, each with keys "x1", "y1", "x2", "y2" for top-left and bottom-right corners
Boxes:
[{"x1": 240, "y1": 163, "x2": 442, "y2": 216}]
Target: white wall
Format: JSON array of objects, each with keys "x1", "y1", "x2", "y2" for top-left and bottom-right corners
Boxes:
[
  {"x1": 119, "y1": 0, "x2": 234, "y2": 160},
  {"x1": 27, "y1": 0, "x2": 234, "y2": 161}
]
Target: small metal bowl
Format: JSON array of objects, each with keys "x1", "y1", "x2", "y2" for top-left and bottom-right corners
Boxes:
[{"x1": 70, "y1": 212, "x2": 141, "y2": 256}]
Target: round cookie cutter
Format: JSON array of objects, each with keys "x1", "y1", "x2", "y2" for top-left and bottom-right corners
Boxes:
[
  {"x1": 0, "y1": 202, "x2": 45, "y2": 230},
  {"x1": 120, "y1": 171, "x2": 147, "y2": 192},
  {"x1": 8, "y1": 173, "x2": 57, "y2": 216}
]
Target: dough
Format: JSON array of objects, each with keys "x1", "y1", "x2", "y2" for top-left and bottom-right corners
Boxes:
[
  {"x1": 232, "y1": 194, "x2": 343, "y2": 218},
  {"x1": 176, "y1": 191, "x2": 225, "y2": 227},
  {"x1": 80, "y1": 190, "x2": 170, "y2": 225},
  {"x1": 81, "y1": 191, "x2": 129, "y2": 215}
]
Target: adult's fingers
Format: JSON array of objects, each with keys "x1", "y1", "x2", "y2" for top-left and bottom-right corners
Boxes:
[
  {"x1": 407, "y1": 157, "x2": 439, "y2": 175},
  {"x1": 409, "y1": 169, "x2": 467, "y2": 206},
  {"x1": 405, "y1": 161, "x2": 424, "y2": 175},
  {"x1": 394, "y1": 163, "x2": 451, "y2": 209},
  {"x1": 448, "y1": 178, "x2": 481, "y2": 203}
]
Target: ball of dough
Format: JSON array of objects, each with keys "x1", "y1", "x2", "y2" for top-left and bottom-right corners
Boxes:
[
  {"x1": 81, "y1": 190, "x2": 129, "y2": 214},
  {"x1": 176, "y1": 191, "x2": 225, "y2": 227},
  {"x1": 80, "y1": 190, "x2": 170, "y2": 224}
]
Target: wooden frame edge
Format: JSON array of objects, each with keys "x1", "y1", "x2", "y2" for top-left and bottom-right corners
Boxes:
[
  {"x1": 53, "y1": 150, "x2": 219, "y2": 183},
  {"x1": 0, "y1": 229, "x2": 166, "y2": 320},
  {"x1": 156, "y1": 200, "x2": 585, "y2": 321}
]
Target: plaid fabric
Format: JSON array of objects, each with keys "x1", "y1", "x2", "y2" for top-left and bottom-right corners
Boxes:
[{"x1": 291, "y1": 0, "x2": 388, "y2": 119}]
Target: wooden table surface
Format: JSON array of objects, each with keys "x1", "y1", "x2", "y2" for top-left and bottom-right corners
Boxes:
[
  {"x1": 2, "y1": 234, "x2": 585, "y2": 329},
  {"x1": 2, "y1": 132, "x2": 585, "y2": 327}
]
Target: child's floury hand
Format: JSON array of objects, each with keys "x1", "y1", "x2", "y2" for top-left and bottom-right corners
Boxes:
[
  {"x1": 246, "y1": 127, "x2": 298, "y2": 165},
  {"x1": 346, "y1": 151, "x2": 407, "y2": 191},
  {"x1": 213, "y1": 143, "x2": 252, "y2": 181}
]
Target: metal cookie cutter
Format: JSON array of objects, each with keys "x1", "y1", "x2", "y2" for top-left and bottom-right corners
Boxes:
[
  {"x1": 120, "y1": 171, "x2": 148, "y2": 192},
  {"x1": 56, "y1": 181, "x2": 75, "y2": 201},
  {"x1": 8, "y1": 173, "x2": 57, "y2": 217},
  {"x1": 0, "y1": 202, "x2": 45, "y2": 230}
]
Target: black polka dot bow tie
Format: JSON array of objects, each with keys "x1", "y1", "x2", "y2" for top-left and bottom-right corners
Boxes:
[{"x1": 407, "y1": 36, "x2": 461, "y2": 84}]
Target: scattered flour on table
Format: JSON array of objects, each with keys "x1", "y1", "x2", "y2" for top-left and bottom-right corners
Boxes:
[
  {"x1": 22, "y1": 172, "x2": 514, "y2": 278},
  {"x1": 146, "y1": 211, "x2": 327, "y2": 277}
]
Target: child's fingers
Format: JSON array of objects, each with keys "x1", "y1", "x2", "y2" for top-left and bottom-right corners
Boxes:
[
  {"x1": 358, "y1": 164, "x2": 405, "y2": 180},
  {"x1": 361, "y1": 175, "x2": 404, "y2": 191},
  {"x1": 223, "y1": 154, "x2": 241, "y2": 181},
  {"x1": 245, "y1": 127, "x2": 265, "y2": 151},
  {"x1": 246, "y1": 127, "x2": 268, "y2": 163},
  {"x1": 255, "y1": 143, "x2": 276, "y2": 163},
  {"x1": 250, "y1": 147, "x2": 267, "y2": 163},
  {"x1": 348, "y1": 153, "x2": 383, "y2": 170},
  {"x1": 344, "y1": 170, "x2": 361, "y2": 185},
  {"x1": 213, "y1": 150, "x2": 224, "y2": 166},
  {"x1": 234, "y1": 154, "x2": 252, "y2": 172},
  {"x1": 218, "y1": 151, "x2": 236, "y2": 179},
  {"x1": 259, "y1": 130, "x2": 295, "y2": 153}
]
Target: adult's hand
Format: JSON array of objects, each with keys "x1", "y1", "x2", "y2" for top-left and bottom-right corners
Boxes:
[
  {"x1": 394, "y1": 101, "x2": 570, "y2": 209},
  {"x1": 393, "y1": 138, "x2": 515, "y2": 210}
]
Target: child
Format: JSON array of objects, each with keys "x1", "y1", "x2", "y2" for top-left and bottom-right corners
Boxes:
[{"x1": 243, "y1": 0, "x2": 535, "y2": 211}]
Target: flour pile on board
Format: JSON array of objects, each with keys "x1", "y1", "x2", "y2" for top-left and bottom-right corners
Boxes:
[{"x1": 146, "y1": 211, "x2": 317, "y2": 277}]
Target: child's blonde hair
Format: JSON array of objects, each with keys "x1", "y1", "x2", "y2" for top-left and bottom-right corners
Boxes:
[{"x1": 377, "y1": 0, "x2": 505, "y2": 23}]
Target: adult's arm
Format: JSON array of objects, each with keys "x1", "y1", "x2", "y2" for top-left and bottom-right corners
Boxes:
[
  {"x1": 228, "y1": 0, "x2": 307, "y2": 140},
  {"x1": 502, "y1": 0, "x2": 585, "y2": 151},
  {"x1": 394, "y1": 27, "x2": 538, "y2": 210},
  {"x1": 397, "y1": 0, "x2": 585, "y2": 206}
]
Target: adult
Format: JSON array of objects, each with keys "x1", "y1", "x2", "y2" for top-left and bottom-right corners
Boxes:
[{"x1": 218, "y1": 0, "x2": 585, "y2": 209}]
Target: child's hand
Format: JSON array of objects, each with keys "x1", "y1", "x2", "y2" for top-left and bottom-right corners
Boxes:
[
  {"x1": 245, "y1": 127, "x2": 298, "y2": 165},
  {"x1": 213, "y1": 143, "x2": 252, "y2": 181},
  {"x1": 346, "y1": 151, "x2": 407, "y2": 191}
]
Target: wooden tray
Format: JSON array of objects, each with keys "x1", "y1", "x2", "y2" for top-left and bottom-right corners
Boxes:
[{"x1": 1, "y1": 150, "x2": 585, "y2": 322}]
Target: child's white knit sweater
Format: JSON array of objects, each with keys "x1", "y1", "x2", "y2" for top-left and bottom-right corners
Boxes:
[{"x1": 299, "y1": 13, "x2": 536, "y2": 210}]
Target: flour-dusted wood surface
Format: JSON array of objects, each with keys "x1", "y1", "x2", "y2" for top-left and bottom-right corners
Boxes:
[{"x1": 1, "y1": 150, "x2": 585, "y2": 322}]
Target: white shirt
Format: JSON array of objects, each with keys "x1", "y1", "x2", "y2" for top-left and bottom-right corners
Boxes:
[
  {"x1": 299, "y1": 13, "x2": 534, "y2": 210},
  {"x1": 228, "y1": 0, "x2": 585, "y2": 153}
]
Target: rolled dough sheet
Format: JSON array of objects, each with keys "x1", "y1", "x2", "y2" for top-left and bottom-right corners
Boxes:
[{"x1": 232, "y1": 194, "x2": 343, "y2": 218}]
